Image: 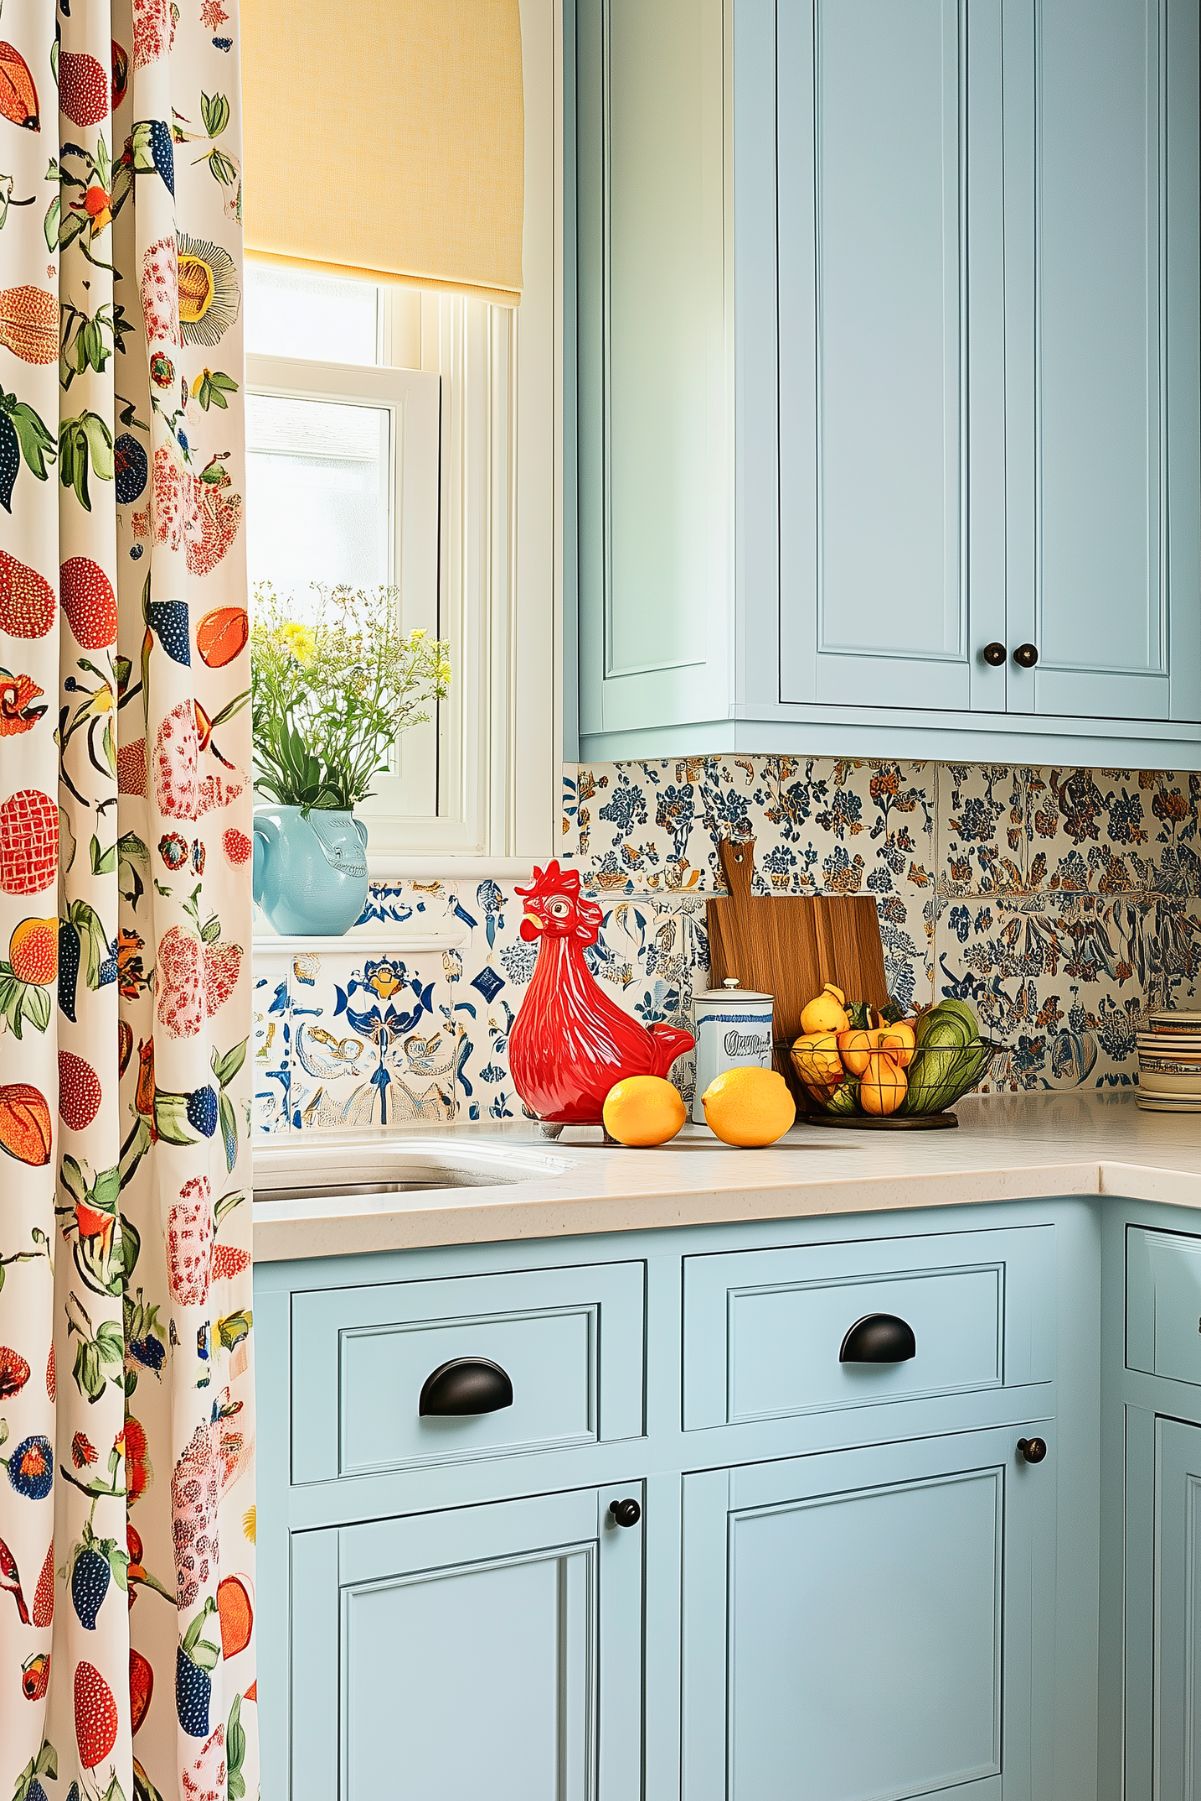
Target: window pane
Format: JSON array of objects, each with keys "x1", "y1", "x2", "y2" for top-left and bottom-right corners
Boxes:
[
  {"x1": 246, "y1": 392, "x2": 391, "y2": 597},
  {"x1": 245, "y1": 262, "x2": 380, "y2": 363}
]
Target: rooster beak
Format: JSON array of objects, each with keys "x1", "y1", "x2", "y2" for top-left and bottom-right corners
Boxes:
[{"x1": 519, "y1": 910, "x2": 544, "y2": 944}]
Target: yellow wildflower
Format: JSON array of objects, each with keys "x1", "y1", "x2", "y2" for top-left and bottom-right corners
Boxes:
[{"x1": 278, "y1": 621, "x2": 317, "y2": 664}]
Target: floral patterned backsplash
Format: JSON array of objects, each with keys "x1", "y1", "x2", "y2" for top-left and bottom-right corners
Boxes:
[{"x1": 254, "y1": 758, "x2": 1201, "y2": 1133}]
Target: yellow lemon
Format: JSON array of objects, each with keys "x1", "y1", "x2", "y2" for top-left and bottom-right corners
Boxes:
[
  {"x1": 603, "y1": 1075, "x2": 687, "y2": 1147},
  {"x1": 701, "y1": 1066, "x2": 796, "y2": 1147}
]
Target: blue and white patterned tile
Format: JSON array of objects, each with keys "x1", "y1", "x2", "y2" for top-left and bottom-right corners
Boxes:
[
  {"x1": 252, "y1": 755, "x2": 1201, "y2": 1135},
  {"x1": 574, "y1": 759, "x2": 712, "y2": 892},
  {"x1": 1137, "y1": 895, "x2": 1201, "y2": 1012},
  {"x1": 936, "y1": 764, "x2": 1028, "y2": 895},
  {"x1": 353, "y1": 877, "x2": 477, "y2": 934},
  {"x1": 1132, "y1": 773, "x2": 1201, "y2": 897},
  {"x1": 572, "y1": 757, "x2": 937, "y2": 1005},
  {"x1": 574, "y1": 756, "x2": 937, "y2": 900},
  {"x1": 453, "y1": 881, "x2": 534, "y2": 1123},
  {"x1": 750, "y1": 757, "x2": 937, "y2": 897},
  {"x1": 252, "y1": 951, "x2": 291, "y2": 1135},
  {"x1": 1023, "y1": 768, "x2": 1201, "y2": 895},
  {"x1": 752, "y1": 757, "x2": 937, "y2": 1008},
  {"x1": 933, "y1": 892, "x2": 1146, "y2": 1092},
  {"x1": 560, "y1": 767, "x2": 583, "y2": 861},
  {"x1": 285, "y1": 946, "x2": 457, "y2": 1130}
]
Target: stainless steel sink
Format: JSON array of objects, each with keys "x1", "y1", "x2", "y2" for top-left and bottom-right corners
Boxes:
[{"x1": 252, "y1": 1137, "x2": 570, "y2": 1204}]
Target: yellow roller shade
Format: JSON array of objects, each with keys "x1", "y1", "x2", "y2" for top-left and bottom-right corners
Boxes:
[{"x1": 242, "y1": 0, "x2": 524, "y2": 305}]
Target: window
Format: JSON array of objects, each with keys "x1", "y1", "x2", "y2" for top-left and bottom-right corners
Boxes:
[
  {"x1": 243, "y1": 0, "x2": 560, "y2": 875},
  {"x1": 245, "y1": 266, "x2": 441, "y2": 825}
]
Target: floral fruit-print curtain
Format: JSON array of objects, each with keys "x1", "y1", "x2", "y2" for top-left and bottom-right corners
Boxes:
[{"x1": 0, "y1": 4, "x2": 256, "y2": 1799}]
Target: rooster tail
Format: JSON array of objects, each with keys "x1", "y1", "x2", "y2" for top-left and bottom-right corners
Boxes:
[{"x1": 647, "y1": 1022, "x2": 696, "y2": 1077}]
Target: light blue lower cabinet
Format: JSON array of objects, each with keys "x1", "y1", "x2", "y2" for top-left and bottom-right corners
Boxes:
[
  {"x1": 258, "y1": 1199, "x2": 1117, "y2": 1798},
  {"x1": 681, "y1": 1426, "x2": 1054, "y2": 1801},
  {"x1": 288, "y1": 1485, "x2": 643, "y2": 1801},
  {"x1": 1154, "y1": 1418, "x2": 1201, "y2": 1801}
]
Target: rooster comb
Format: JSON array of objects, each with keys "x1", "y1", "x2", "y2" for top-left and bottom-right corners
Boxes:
[{"x1": 515, "y1": 860, "x2": 582, "y2": 899}]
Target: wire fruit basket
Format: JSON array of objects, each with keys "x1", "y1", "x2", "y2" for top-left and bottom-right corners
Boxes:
[{"x1": 784, "y1": 1038, "x2": 1006, "y2": 1130}]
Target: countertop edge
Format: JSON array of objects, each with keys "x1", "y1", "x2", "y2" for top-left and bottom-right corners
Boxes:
[
  {"x1": 250, "y1": 1091, "x2": 1201, "y2": 1264},
  {"x1": 251, "y1": 1157, "x2": 1121, "y2": 1263}
]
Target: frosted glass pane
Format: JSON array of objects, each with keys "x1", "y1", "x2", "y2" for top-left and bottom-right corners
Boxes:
[
  {"x1": 246, "y1": 392, "x2": 391, "y2": 597},
  {"x1": 245, "y1": 262, "x2": 379, "y2": 363}
]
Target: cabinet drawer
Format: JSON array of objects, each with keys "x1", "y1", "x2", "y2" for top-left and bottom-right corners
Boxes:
[
  {"x1": 291, "y1": 1261, "x2": 646, "y2": 1484},
  {"x1": 682, "y1": 1226, "x2": 1054, "y2": 1430},
  {"x1": 1126, "y1": 1226, "x2": 1201, "y2": 1385}
]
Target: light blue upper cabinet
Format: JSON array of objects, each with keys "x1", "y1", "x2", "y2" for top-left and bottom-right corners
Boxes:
[
  {"x1": 572, "y1": 0, "x2": 1201, "y2": 766},
  {"x1": 575, "y1": 0, "x2": 733, "y2": 746},
  {"x1": 1000, "y1": 0, "x2": 1201, "y2": 727},
  {"x1": 777, "y1": 0, "x2": 1006, "y2": 717}
]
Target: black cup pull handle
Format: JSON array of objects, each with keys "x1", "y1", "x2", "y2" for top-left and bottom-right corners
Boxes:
[
  {"x1": 839, "y1": 1313, "x2": 917, "y2": 1364},
  {"x1": 419, "y1": 1357, "x2": 514, "y2": 1416}
]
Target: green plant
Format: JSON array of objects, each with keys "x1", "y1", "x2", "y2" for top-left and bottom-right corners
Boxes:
[{"x1": 250, "y1": 584, "x2": 450, "y2": 811}]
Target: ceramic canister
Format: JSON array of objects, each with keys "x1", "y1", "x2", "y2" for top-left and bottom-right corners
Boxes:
[{"x1": 692, "y1": 978, "x2": 774, "y2": 1122}]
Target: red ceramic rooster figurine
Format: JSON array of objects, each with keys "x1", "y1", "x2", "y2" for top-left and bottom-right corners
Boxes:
[{"x1": 509, "y1": 861, "x2": 695, "y2": 1125}]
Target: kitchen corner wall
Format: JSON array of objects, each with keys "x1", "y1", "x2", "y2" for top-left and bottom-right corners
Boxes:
[{"x1": 253, "y1": 758, "x2": 1201, "y2": 1134}]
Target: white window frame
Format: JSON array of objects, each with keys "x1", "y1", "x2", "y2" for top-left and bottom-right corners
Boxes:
[
  {"x1": 245, "y1": 0, "x2": 562, "y2": 878},
  {"x1": 244, "y1": 350, "x2": 443, "y2": 822}
]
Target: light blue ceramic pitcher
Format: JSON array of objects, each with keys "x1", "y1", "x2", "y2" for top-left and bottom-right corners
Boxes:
[{"x1": 252, "y1": 806, "x2": 369, "y2": 936}]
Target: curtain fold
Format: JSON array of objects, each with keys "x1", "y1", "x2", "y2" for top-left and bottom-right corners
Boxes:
[
  {"x1": 241, "y1": 0, "x2": 525, "y2": 304},
  {"x1": 0, "y1": 5, "x2": 256, "y2": 1798}
]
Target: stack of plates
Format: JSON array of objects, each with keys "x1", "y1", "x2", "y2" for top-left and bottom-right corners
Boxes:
[{"x1": 1137, "y1": 1010, "x2": 1201, "y2": 1111}]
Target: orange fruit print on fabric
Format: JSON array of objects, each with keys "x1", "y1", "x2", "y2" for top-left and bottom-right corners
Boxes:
[{"x1": 0, "y1": 2, "x2": 256, "y2": 1795}]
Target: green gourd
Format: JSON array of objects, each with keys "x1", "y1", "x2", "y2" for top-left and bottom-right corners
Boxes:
[
  {"x1": 905, "y1": 1000, "x2": 982, "y2": 1112},
  {"x1": 823, "y1": 1078, "x2": 859, "y2": 1115}
]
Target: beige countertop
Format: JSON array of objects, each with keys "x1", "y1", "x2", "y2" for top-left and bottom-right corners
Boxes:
[{"x1": 251, "y1": 1090, "x2": 1201, "y2": 1262}]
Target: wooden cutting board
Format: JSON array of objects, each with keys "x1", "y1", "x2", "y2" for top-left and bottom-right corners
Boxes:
[{"x1": 706, "y1": 837, "x2": 890, "y2": 1082}]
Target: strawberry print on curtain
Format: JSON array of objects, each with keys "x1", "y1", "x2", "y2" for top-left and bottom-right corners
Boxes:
[{"x1": 0, "y1": 4, "x2": 256, "y2": 1799}]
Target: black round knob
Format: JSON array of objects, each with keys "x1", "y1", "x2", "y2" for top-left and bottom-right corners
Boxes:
[
  {"x1": 982, "y1": 642, "x2": 1007, "y2": 667},
  {"x1": 609, "y1": 1498, "x2": 641, "y2": 1529},
  {"x1": 1012, "y1": 643, "x2": 1039, "y2": 669},
  {"x1": 1017, "y1": 1436, "x2": 1048, "y2": 1464}
]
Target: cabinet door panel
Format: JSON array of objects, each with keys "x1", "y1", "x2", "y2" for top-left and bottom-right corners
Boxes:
[
  {"x1": 682, "y1": 1425, "x2": 1054, "y2": 1800},
  {"x1": 576, "y1": 0, "x2": 732, "y2": 738},
  {"x1": 778, "y1": 0, "x2": 1008, "y2": 713},
  {"x1": 292, "y1": 1488, "x2": 642, "y2": 1801},
  {"x1": 1156, "y1": 1418, "x2": 1201, "y2": 1801},
  {"x1": 1002, "y1": 0, "x2": 1201, "y2": 722}
]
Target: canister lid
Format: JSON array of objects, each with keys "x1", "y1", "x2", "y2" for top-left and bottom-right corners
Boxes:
[{"x1": 695, "y1": 976, "x2": 773, "y2": 1004}]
